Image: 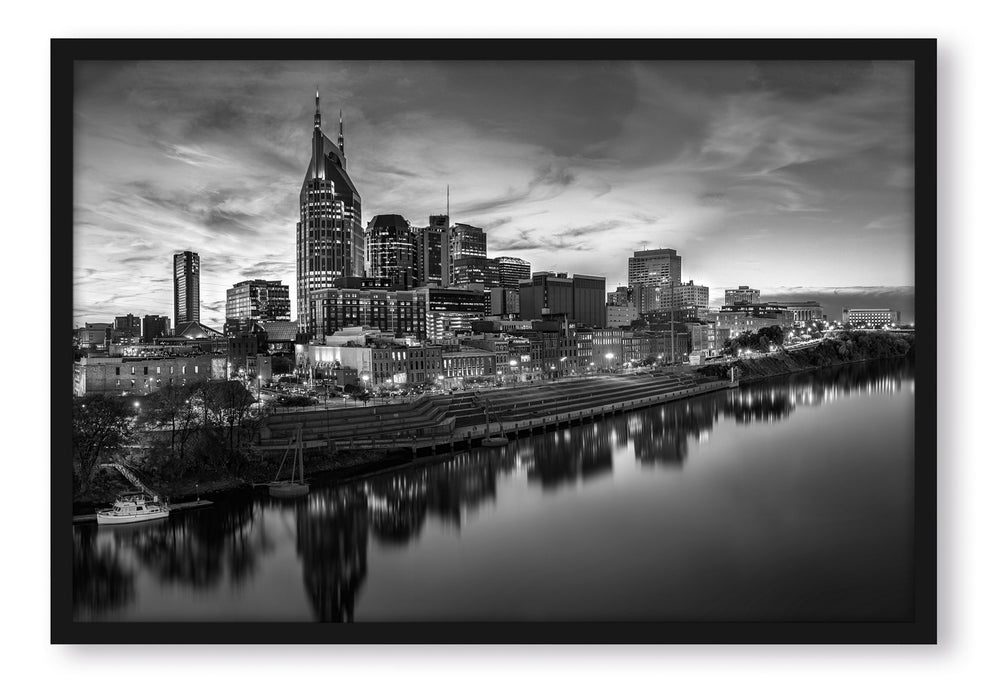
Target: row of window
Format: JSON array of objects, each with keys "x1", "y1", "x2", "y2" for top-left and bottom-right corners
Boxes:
[{"x1": 115, "y1": 365, "x2": 201, "y2": 376}]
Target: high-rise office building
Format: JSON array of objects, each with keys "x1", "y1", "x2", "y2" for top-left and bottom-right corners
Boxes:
[
  {"x1": 451, "y1": 255, "x2": 498, "y2": 289},
  {"x1": 419, "y1": 214, "x2": 451, "y2": 287},
  {"x1": 451, "y1": 223, "x2": 486, "y2": 259},
  {"x1": 628, "y1": 248, "x2": 682, "y2": 316},
  {"x1": 225, "y1": 279, "x2": 291, "y2": 334},
  {"x1": 365, "y1": 214, "x2": 420, "y2": 289},
  {"x1": 494, "y1": 256, "x2": 531, "y2": 289},
  {"x1": 296, "y1": 92, "x2": 363, "y2": 333},
  {"x1": 725, "y1": 285, "x2": 761, "y2": 306},
  {"x1": 173, "y1": 251, "x2": 200, "y2": 325},
  {"x1": 628, "y1": 249, "x2": 682, "y2": 287}
]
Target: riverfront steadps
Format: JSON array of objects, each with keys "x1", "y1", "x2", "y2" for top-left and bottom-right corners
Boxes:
[
  {"x1": 72, "y1": 359, "x2": 915, "y2": 622},
  {"x1": 257, "y1": 370, "x2": 734, "y2": 457}
]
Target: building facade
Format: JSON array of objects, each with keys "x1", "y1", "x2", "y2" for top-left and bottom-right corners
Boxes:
[
  {"x1": 418, "y1": 214, "x2": 451, "y2": 287},
  {"x1": 519, "y1": 272, "x2": 606, "y2": 328},
  {"x1": 309, "y1": 287, "x2": 428, "y2": 342},
  {"x1": 842, "y1": 308, "x2": 901, "y2": 326},
  {"x1": 628, "y1": 248, "x2": 681, "y2": 315},
  {"x1": 173, "y1": 251, "x2": 200, "y2": 325},
  {"x1": 771, "y1": 300, "x2": 825, "y2": 322},
  {"x1": 365, "y1": 214, "x2": 420, "y2": 290},
  {"x1": 225, "y1": 279, "x2": 291, "y2": 334},
  {"x1": 489, "y1": 286, "x2": 521, "y2": 317},
  {"x1": 724, "y1": 285, "x2": 761, "y2": 306},
  {"x1": 73, "y1": 354, "x2": 218, "y2": 396},
  {"x1": 450, "y1": 223, "x2": 486, "y2": 259},
  {"x1": 141, "y1": 315, "x2": 170, "y2": 343},
  {"x1": 420, "y1": 287, "x2": 487, "y2": 342},
  {"x1": 494, "y1": 256, "x2": 531, "y2": 289},
  {"x1": 113, "y1": 314, "x2": 142, "y2": 340},
  {"x1": 296, "y1": 93, "x2": 364, "y2": 333}
]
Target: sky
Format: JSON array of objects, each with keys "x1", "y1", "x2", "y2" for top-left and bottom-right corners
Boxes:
[{"x1": 73, "y1": 60, "x2": 916, "y2": 328}]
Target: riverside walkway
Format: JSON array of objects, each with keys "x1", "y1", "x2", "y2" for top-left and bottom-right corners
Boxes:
[{"x1": 256, "y1": 371, "x2": 735, "y2": 456}]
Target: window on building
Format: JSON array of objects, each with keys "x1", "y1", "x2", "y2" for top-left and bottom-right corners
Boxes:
[{"x1": 143, "y1": 366, "x2": 148, "y2": 375}]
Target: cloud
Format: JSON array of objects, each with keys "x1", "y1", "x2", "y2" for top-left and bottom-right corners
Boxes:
[{"x1": 72, "y1": 60, "x2": 915, "y2": 329}]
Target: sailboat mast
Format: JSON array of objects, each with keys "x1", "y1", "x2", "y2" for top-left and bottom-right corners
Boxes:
[{"x1": 298, "y1": 425, "x2": 305, "y2": 483}]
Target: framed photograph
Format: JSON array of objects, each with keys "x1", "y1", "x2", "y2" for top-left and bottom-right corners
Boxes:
[{"x1": 54, "y1": 38, "x2": 935, "y2": 644}]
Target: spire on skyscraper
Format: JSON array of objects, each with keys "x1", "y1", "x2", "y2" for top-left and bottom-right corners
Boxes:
[
  {"x1": 338, "y1": 110, "x2": 345, "y2": 154},
  {"x1": 314, "y1": 89, "x2": 321, "y2": 130}
]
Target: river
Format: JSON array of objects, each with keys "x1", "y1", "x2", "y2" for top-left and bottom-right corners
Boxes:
[{"x1": 73, "y1": 359, "x2": 915, "y2": 622}]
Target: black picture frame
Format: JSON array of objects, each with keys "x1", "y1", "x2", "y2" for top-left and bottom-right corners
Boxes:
[{"x1": 53, "y1": 38, "x2": 936, "y2": 644}]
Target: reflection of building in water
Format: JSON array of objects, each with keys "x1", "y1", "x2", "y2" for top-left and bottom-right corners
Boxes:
[
  {"x1": 628, "y1": 395, "x2": 720, "y2": 469},
  {"x1": 295, "y1": 487, "x2": 368, "y2": 622},
  {"x1": 73, "y1": 526, "x2": 135, "y2": 619},
  {"x1": 120, "y1": 497, "x2": 265, "y2": 590},
  {"x1": 526, "y1": 423, "x2": 613, "y2": 489},
  {"x1": 723, "y1": 385, "x2": 796, "y2": 425},
  {"x1": 365, "y1": 449, "x2": 514, "y2": 544}
]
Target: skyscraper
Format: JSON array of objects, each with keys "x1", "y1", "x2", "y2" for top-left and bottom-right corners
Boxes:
[
  {"x1": 628, "y1": 248, "x2": 690, "y2": 316},
  {"x1": 173, "y1": 251, "x2": 200, "y2": 325},
  {"x1": 296, "y1": 92, "x2": 363, "y2": 333},
  {"x1": 365, "y1": 214, "x2": 420, "y2": 289},
  {"x1": 419, "y1": 214, "x2": 451, "y2": 287}
]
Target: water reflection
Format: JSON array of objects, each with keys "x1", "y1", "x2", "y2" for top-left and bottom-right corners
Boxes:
[
  {"x1": 73, "y1": 358, "x2": 914, "y2": 621},
  {"x1": 73, "y1": 526, "x2": 134, "y2": 617},
  {"x1": 295, "y1": 487, "x2": 368, "y2": 622}
]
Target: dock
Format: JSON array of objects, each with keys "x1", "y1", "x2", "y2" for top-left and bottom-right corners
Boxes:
[{"x1": 72, "y1": 499, "x2": 213, "y2": 524}]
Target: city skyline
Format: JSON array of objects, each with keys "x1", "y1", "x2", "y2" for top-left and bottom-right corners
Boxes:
[{"x1": 74, "y1": 60, "x2": 915, "y2": 328}]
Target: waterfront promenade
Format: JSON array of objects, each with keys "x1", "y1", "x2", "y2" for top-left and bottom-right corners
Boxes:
[{"x1": 257, "y1": 370, "x2": 734, "y2": 456}]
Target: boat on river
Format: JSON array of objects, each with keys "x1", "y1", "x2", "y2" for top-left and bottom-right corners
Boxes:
[
  {"x1": 480, "y1": 398, "x2": 510, "y2": 447},
  {"x1": 269, "y1": 424, "x2": 310, "y2": 498},
  {"x1": 96, "y1": 492, "x2": 170, "y2": 525}
]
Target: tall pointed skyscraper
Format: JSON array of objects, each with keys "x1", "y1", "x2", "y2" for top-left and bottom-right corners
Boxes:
[{"x1": 296, "y1": 92, "x2": 363, "y2": 333}]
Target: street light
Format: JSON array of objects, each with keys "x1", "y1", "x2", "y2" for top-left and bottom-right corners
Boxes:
[{"x1": 605, "y1": 352, "x2": 614, "y2": 373}]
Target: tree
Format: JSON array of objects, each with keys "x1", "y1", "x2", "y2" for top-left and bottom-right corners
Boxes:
[
  {"x1": 201, "y1": 381, "x2": 256, "y2": 449},
  {"x1": 140, "y1": 382, "x2": 203, "y2": 460},
  {"x1": 73, "y1": 395, "x2": 134, "y2": 494}
]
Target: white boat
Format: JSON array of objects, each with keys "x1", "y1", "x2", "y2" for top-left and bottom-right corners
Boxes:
[
  {"x1": 96, "y1": 492, "x2": 170, "y2": 525},
  {"x1": 480, "y1": 436, "x2": 509, "y2": 447},
  {"x1": 269, "y1": 424, "x2": 310, "y2": 498}
]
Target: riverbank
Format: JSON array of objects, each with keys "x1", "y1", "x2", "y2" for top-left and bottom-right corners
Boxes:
[
  {"x1": 73, "y1": 331, "x2": 913, "y2": 512},
  {"x1": 697, "y1": 330, "x2": 914, "y2": 384},
  {"x1": 72, "y1": 446, "x2": 415, "y2": 513}
]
